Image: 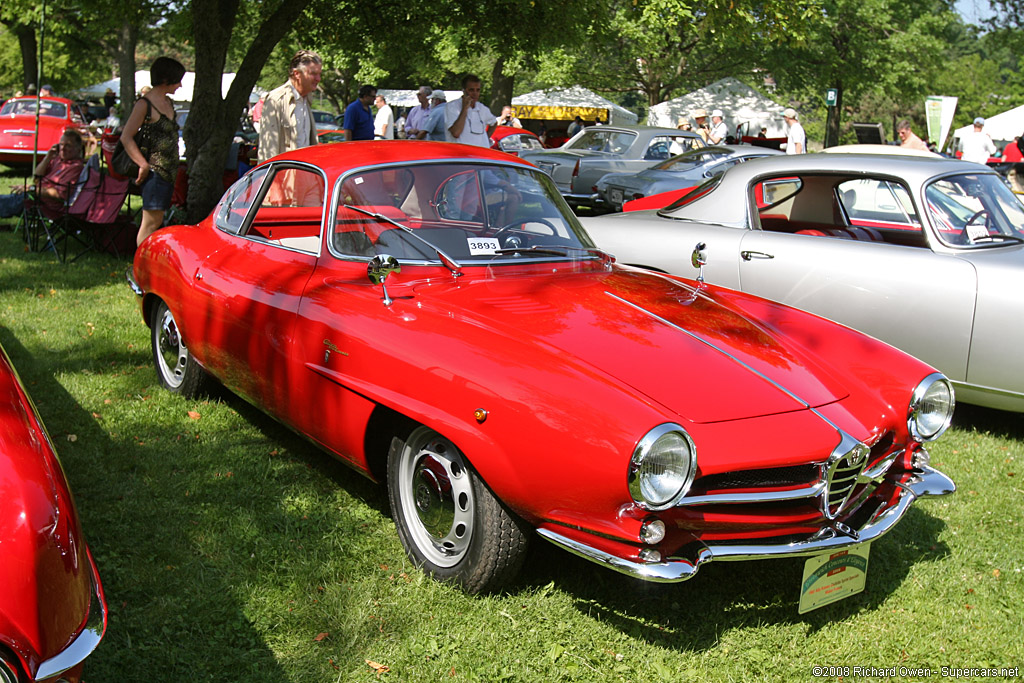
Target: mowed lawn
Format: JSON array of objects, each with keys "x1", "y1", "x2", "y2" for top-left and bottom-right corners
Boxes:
[{"x1": 0, "y1": 223, "x2": 1020, "y2": 682}]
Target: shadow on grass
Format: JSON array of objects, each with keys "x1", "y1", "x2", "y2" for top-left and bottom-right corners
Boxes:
[
  {"x1": 0, "y1": 327, "x2": 295, "y2": 682},
  {"x1": 516, "y1": 493, "x2": 951, "y2": 652},
  {"x1": 951, "y1": 402, "x2": 1024, "y2": 441}
]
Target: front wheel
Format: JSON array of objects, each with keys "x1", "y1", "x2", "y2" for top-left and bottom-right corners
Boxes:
[
  {"x1": 151, "y1": 299, "x2": 211, "y2": 397},
  {"x1": 387, "y1": 426, "x2": 529, "y2": 594}
]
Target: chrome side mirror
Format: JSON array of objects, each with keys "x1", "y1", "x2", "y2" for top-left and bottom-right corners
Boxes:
[
  {"x1": 367, "y1": 254, "x2": 401, "y2": 305},
  {"x1": 691, "y1": 242, "x2": 707, "y2": 284}
]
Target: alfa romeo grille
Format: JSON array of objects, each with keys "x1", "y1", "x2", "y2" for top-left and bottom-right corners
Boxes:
[{"x1": 824, "y1": 444, "x2": 869, "y2": 519}]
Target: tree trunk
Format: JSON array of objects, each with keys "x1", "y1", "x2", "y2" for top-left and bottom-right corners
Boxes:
[
  {"x1": 184, "y1": 0, "x2": 314, "y2": 222},
  {"x1": 117, "y1": 18, "x2": 138, "y2": 114},
  {"x1": 825, "y1": 84, "x2": 843, "y2": 149},
  {"x1": 5, "y1": 21, "x2": 38, "y2": 92},
  {"x1": 489, "y1": 57, "x2": 514, "y2": 117}
]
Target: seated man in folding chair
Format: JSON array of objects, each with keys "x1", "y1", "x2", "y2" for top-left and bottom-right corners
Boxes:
[{"x1": 0, "y1": 130, "x2": 86, "y2": 218}]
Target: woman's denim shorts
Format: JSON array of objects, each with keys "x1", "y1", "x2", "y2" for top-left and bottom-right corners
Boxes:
[{"x1": 140, "y1": 171, "x2": 174, "y2": 211}]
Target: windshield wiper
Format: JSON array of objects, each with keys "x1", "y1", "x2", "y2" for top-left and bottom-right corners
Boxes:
[
  {"x1": 494, "y1": 245, "x2": 614, "y2": 263},
  {"x1": 971, "y1": 233, "x2": 1024, "y2": 245},
  {"x1": 343, "y1": 204, "x2": 464, "y2": 278}
]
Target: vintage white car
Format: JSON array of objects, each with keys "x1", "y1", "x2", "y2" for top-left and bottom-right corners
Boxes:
[{"x1": 584, "y1": 152, "x2": 1024, "y2": 412}]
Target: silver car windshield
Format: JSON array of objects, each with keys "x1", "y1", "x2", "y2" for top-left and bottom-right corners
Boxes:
[
  {"x1": 331, "y1": 162, "x2": 598, "y2": 264},
  {"x1": 925, "y1": 173, "x2": 1024, "y2": 247}
]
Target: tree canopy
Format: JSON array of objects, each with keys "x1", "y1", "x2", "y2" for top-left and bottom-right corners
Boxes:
[{"x1": 1, "y1": 0, "x2": 1020, "y2": 215}]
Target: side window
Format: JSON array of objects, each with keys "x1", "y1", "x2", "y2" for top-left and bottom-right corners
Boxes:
[
  {"x1": 838, "y1": 178, "x2": 926, "y2": 247},
  {"x1": 214, "y1": 166, "x2": 269, "y2": 235},
  {"x1": 644, "y1": 138, "x2": 672, "y2": 161},
  {"x1": 245, "y1": 166, "x2": 325, "y2": 252}
]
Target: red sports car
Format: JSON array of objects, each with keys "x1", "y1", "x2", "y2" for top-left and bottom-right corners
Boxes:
[
  {"x1": 128, "y1": 141, "x2": 955, "y2": 608},
  {"x1": 0, "y1": 344, "x2": 107, "y2": 682},
  {"x1": 0, "y1": 96, "x2": 88, "y2": 167},
  {"x1": 489, "y1": 125, "x2": 543, "y2": 156}
]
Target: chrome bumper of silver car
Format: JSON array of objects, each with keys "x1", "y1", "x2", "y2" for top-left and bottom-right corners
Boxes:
[
  {"x1": 34, "y1": 547, "x2": 107, "y2": 681},
  {"x1": 538, "y1": 465, "x2": 955, "y2": 583}
]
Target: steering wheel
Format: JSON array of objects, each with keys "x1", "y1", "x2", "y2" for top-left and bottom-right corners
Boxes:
[
  {"x1": 961, "y1": 209, "x2": 990, "y2": 244},
  {"x1": 492, "y1": 218, "x2": 558, "y2": 248}
]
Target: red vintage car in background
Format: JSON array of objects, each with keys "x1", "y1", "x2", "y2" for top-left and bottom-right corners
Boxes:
[
  {"x1": 489, "y1": 125, "x2": 543, "y2": 156},
  {"x1": 0, "y1": 344, "x2": 106, "y2": 683},
  {"x1": 0, "y1": 96, "x2": 89, "y2": 167},
  {"x1": 129, "y1": 141, "x2": 954, "y2": 608}
]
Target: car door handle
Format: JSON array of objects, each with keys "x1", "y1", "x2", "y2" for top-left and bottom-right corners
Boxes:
[{"x1": 741, "y1": 250, "x2": 775, "y2": 261}]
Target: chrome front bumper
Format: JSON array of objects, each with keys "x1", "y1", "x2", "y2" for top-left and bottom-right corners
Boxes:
[{"x1": 538, "y1": 465, "x2": 955, "y2": 583}]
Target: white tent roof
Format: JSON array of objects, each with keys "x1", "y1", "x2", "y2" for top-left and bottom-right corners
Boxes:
[
  {"x1": 647, "y1": 77, "x2": 788, "y2": 138},
  {"x1": 375, "y1": 89, "x2": 464, "y2": 109},
  {"x1": 76, "y1": 71, "x2": 256, "y2": 104},
  {"x1": 511, "y1": 86, "x2": 638, "y2": 125},
  {"x1": 952, "y1": 104, "x2": 1024, "y2": 143}
]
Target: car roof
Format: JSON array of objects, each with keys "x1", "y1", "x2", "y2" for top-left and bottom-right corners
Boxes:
[
  {"x1": 666, "y1": 152, "x2": 993, "y2": 225},
  {"x1": 267, "y1": 140, "x2": 536, "y2": 174}
]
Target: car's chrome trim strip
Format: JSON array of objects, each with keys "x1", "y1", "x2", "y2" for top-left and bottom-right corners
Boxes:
[
  {"x1": 539, "y1": 465, "x2": 955, "y2": 583},
  {"x1": 677, "y1": 480, "x2": 826, "y2": 506},
  {"x1": 34, "y1": 547, "x2": 107, "y2": 681}
]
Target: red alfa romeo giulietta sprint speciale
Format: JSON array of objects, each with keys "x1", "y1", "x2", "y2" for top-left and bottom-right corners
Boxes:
[
  {"x1": 128, "y1": 141, "x2": 955, "y2": 605},
  {"x1": 0, "y1": 343, "x2": 107, "y2": 682}
]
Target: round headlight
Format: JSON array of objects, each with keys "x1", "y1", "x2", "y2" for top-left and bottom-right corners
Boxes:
[
  {"x1": 908, "y1": 373, "x2": 955, "y2": 442},
  {"x1": 628, "y1": 424, "x2": 696, "y2": 509}
]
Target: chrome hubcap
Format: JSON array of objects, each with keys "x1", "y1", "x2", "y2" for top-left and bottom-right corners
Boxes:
[
  {"x1": 156, "y1": 308, "x2": 188, "y2": 388},
  {"x1": 399, "y1": 429, "x2": 474, "y2": 567}
]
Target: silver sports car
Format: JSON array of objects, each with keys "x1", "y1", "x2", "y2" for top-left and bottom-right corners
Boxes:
[
  {"x1": 519, "y1": 125, "x2": 705, "y2": 209},
  {"x1": 595, "y1": 144, "x2": 783, "y2": 211},
  {"x1": 583, "y1": 152, "x2": 1024, "y2": 412}
]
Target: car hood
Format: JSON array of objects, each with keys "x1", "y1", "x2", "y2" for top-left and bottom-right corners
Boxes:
[{"x1": 412, "y1": 266, "x2": 848, "y2": 423}]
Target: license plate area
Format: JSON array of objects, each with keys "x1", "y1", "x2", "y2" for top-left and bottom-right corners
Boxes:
[{"x1": 798, "y1": 543, "x2": 870, "y2": 613}]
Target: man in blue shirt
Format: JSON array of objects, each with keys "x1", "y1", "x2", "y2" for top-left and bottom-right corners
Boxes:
[{"x1": 342, "y1": 85, "x2": 377, "y2": 141}]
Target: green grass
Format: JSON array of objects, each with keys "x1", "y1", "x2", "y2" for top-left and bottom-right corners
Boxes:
[{"x1": 0, "y1": 223, "x2": 1021, "y2": 682}]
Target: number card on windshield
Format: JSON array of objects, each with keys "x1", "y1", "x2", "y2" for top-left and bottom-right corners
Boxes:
[{"x1": 468, "y1": 237, "x2": 500, "y2": 255}]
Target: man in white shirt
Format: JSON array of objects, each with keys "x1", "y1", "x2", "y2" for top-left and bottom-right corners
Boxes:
[
  {"x1": 404, "y1": 86, "x2": 432, "y2": 139},
  {"x1": 708, "y1": 109, "x2": 728, "y2": 145},
  {"x1": 960, "y1": 117, "x2": 997, "y2": 164},
  {"x1": 783, "y1": 107, "x2": 805, "y2": 154},
  {"x1": 374, "y1": 94, "x2": 395, "y2": 140},
  {"x1": 445, "y1": 74, "x2": 496, "y2": 147}
]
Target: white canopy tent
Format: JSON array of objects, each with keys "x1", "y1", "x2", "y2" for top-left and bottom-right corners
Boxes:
[
  {"x1": 375, "y1": 89, "x2": 464, "y2": 109},
  {"x1": 952, "y1": 104, "x2": 1024, "y2": 144},
  {"x1": 647, "y1": 78, "x2": 788, "y2": 138},
  {"x1": 511, "y1": 86, "x2": 638, "y2": 126},
  {"x1": 76, "y1": 71, "x2": 258, "y2": 105}
]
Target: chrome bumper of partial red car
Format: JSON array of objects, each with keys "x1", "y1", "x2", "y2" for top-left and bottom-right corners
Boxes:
[
  {"x1": 33, "y1": 547, "x2": 107, "y2": 681},
  {"x1": 538, "y1": 464, "x2": 955, "y2": 583}
]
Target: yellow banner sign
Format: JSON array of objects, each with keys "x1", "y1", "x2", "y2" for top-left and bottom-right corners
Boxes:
[{"x1": 512, "y1": 105, "x2": 609, "y2": 121}]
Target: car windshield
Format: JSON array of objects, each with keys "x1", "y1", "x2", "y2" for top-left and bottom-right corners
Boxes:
[
  {"x1": 925, "y1": 172, "x2": 1024, "y2": 246},
  {"x1": 498, "y1": 135, "x2": 543, "y2": 153},
  {"x1": 654, "y1": 149, "x2": 729, "y2": 171},
  {"x1": 331, "y1": 162, "x2": 598, "y2": 264},
  {"x1": 1, "y1": 99, "x2": 67, "y2": 118},
  {"x1": 564, "y1": 129, "x2": 636, "y2": 154}
]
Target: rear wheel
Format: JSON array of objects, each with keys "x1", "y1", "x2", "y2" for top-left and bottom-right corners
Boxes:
[
  {"x1": 151, "y1": 299, "x2": 210, "y2": 397},
  {"x1": 387, "y1": 425, "x2": 529, "y2": 594},
  {"x1": 0, "y1": 649, "x2": 20, "y2": 683}
]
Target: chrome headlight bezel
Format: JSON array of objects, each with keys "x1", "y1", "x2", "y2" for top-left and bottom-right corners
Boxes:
[
  {"x1": 627, "y1": 423, "x2": 697, "y2": 510},
  {"x1": 908, "y1": 373, "x2": 955, "y2": 442}
]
